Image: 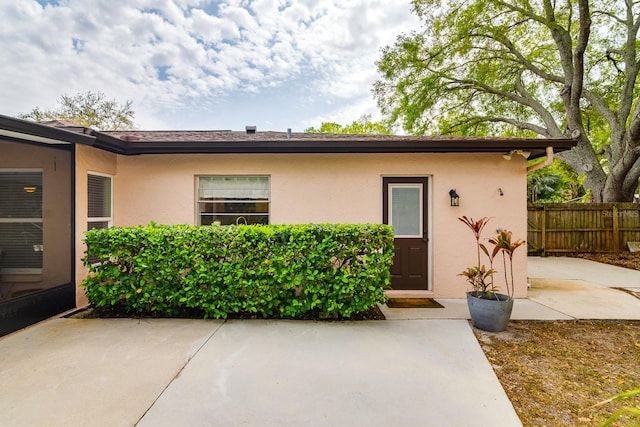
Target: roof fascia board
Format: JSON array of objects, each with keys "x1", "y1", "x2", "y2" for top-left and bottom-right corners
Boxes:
[{"x1": 87, "y1": 130, "x2": 129, "y2": 154}]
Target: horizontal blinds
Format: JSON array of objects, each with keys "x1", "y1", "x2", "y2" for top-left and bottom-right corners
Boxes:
[
  {"x1": 0, "y1": 171, "x2": 42, "y2": 218},
  {"x1": 198, "y1": 176, "x2": 269, "y2": 200},
  {"x1": 88, "y1": 174, "x2": 112, "y2": 218},
  {"x1": 0, "y1": 223, "x2": 43, "y2": 269},
  {"x1": 0, "y1": 171, "x2": 43, "y2": 269}
]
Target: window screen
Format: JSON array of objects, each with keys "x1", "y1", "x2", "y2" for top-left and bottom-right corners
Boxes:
[
  {"x1": 88, "y1": 174, "x2": 112, "y2": 230},
  {"x1": 0, "y1": 170, "x2": 43, "y2": 271}
]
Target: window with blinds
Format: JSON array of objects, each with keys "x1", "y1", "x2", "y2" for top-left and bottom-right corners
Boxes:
[
  {"x1": 88, "y1": 173, "x2": 112, "y2": 230},
  {"x1": 197, "y1": 176, "x2": 270, "y2": 225},
  {"x1": 0, "y1": 170, "x2": 43, "y2": 272}
]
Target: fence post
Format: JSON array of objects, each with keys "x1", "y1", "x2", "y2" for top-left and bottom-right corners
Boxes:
[
  {"x1": 541, "y1": 205, "x2": 547, "y2": 255},
  {"x1": 612, "y1": 205, "x2": 620, "y2": 253}
]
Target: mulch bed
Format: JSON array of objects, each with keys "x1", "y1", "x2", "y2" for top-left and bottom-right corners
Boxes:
[
  {"x1": 479, "y1": 252, "x2": 640, "y2": 426},
  {"x1": 565, "y1": 252, "x2": 640, "y2": 271},
  {"x1": 68, "y1": 303, "x2": 386, "y2": 321},
  {"x1": 475, "y1": 320, "x2": 640, "y2": 427}
]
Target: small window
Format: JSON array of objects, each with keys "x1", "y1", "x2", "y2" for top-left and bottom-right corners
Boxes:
[
  {"x1": 88, "y1": 173, "x2": 112, "y2": 230},
  {"x1": 0, "y1": 170, "x2": 43, "y2": 272},
  {"x1": 197, "y1": 176, "x2": 270, "y2": 225}
]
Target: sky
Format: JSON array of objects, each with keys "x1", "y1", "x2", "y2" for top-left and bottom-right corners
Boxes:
[{"x1": 0, "y1": 0, "x2": 421, "y2": 131}]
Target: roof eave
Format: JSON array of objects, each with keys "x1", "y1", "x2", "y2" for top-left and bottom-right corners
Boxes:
[
  {"x1": 89, "y1": 132, "x2": 577, "y2": 157},
  {"x1": 0, "y1": 115, "x2": 96, "y2": 146}
]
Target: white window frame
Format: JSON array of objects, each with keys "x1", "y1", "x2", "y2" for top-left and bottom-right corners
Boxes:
[
  {"x1": 87, "y1": 172, "x2": 113, "y2": 230},
  {"x1": 196, "y1": 175, "x2": 270, "y2": 226},
  {"x1": 0, "y1": 168, "x2": 43, "y2": 274}
]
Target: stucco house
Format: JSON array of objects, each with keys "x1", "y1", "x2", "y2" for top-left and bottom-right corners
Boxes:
[{"x1": 0, "y1": 114, "x2": 576, "y2": 335}]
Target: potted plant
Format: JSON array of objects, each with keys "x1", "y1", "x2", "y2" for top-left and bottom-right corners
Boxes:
[{"x1": 458, "y1": 216, "x2": 525, "y2": 332}]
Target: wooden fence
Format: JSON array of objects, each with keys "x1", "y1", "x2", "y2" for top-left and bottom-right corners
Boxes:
[{"x1": 527, "y1": 203, "x2": 640, "y2": 254}]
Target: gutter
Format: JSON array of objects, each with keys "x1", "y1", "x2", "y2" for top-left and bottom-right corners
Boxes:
[{"x1": 527, "y1": 146, "x2": 554, "y2": 172}]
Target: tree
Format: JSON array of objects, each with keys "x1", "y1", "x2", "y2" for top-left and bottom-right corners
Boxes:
[
  {"x1": 528, "y1": 159, "x2": 585, "y2": 202},
  {"x1": 305, "y1": 114, "x2": 392, "y2": 134},
  {"x1": 19, "y1": 91, "x2": 135, "y2": 131},
  {"x1": 374, "y1": 0, "x2": 640, "y2": 202}
]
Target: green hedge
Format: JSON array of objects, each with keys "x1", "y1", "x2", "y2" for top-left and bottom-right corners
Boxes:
[{"x1": 82, "y1": 223, "x2": 394, "y2": 319}]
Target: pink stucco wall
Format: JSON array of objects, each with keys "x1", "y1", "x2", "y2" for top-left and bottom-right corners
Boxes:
[
  {"x1": 74, "y1": 144, "x2": 117, "y2": 306},
  {"x1": 81, "y1": 152, "x2": 527, "y2": 299}
]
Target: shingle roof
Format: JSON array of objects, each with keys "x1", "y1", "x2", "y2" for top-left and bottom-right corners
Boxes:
[
  {"x1": 102, "y1": 129, "x2": 409, "y2": 142},
  {"x1": 98, "y1": 129, "x2": 565, "y2": 143}
]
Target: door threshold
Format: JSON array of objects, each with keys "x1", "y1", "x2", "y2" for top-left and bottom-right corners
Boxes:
[{"x1": 385, "y1": 290, "x2": 434, "y2": 298}]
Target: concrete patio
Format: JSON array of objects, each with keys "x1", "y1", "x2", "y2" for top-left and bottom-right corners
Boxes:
[{"x1": 1, "y1": 256, "x2": 639, "y2": 426}]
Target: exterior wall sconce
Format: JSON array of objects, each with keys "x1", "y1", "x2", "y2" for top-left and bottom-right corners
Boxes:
[
  {"x1": 449, "y1": 189, "x2": 460, "y2": 206},
  {"x1": 23, "y1": 186, "x2": 37, "y2": 193},
  {"x1": 499, "y1": 188, "x2": 504, "y2": 196}
]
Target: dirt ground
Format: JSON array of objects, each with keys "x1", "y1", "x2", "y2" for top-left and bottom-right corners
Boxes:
[
  {"x1": 475, "y1": 253, "x2": 640, "y2": 427},
  {"x1": 573, "y1": 252, "x2": 640, "y2": 272}
]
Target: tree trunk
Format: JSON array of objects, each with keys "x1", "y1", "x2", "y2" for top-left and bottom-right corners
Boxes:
[
  {"x1": 622, "y1": 157, "x2": 640, "y2": 201},
  {"x1": 602, "y1": 177, "x2": 625, "y2": 202},
  {"x1": 557, "y1": 136, "x2": 608, "y2": 202}
]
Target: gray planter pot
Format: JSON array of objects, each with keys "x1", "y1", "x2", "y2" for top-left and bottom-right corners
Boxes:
[{"x1": 466, "y1": 292, "x2": 513, "y2": 332}]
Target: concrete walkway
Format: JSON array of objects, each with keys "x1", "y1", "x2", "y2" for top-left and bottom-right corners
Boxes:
[
  {"x1": 381, "y1": 256, "x2": 640, "y2": 321},
  {"x1": 1, "y1": 256, "x2": 639, "y2": 427}
]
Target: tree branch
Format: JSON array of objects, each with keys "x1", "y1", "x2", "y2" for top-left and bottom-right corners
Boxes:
[
  {"x1": 469, "y1": 31, "x2": 565, "y2": 84},
  {"x1": 474, "y1": 116, "x2": 551, "y2": 136},
  {"x1": 581, "y1": 89, "x2": 618, "y2": 128},
  {"x1": 570, "y1": 0, "x2": 590, "y2": 109},
  {"x1": 514, "y1": 74, "x2": 564, "y2": 136},
  {"x1": 617, "y1": 0, "x2": 640, "y2": 127},
  {"x1": 592, "y1": 10, "x2": 626, "y2": 25},
  {"x1": 494, "y1": 0, "x2": 549, "y2": 26}
]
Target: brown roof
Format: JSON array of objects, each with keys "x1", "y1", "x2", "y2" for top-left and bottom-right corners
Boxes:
[
  {"x1": 39, "y1": 119, "x2": 84, "y2": 128},
  {"x1": 102, "y1": 129, "x2": 412, "y2": 142},
  {"x1": 99, "y1": 129, "x2": 564, "y2": 143}
]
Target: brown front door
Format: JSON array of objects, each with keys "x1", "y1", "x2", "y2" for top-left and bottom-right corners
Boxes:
[{"x1": 383, "y1": 177, "x2": 429, "y2": 290}]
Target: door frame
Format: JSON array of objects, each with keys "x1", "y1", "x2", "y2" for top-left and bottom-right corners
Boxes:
[
  {"x1": 382, "y1": 176, "x2": 433, "y2": 291},
  {"x1": 0, "y1": 141, "x2": 76, "y2": 337}
]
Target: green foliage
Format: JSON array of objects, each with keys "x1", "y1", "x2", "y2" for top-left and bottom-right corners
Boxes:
[
  {"x1": 592, "y1": 388, "x2": 640, "y2": 427},
  {"x1": 19, "y1": 91, "x2": 135, "y2": 130},
  {"x1": 528, "y1": 160, "x2": 584, "y2": 202},
  {"x1": 374, "y1": 0, "x2": 640, "y2": 201},
  {"x1": 81, "y1": 223, "x2": 394, "y2": 319},
  {"x1": 305, "y1": 114, "x2": 392, "y2": 135}
]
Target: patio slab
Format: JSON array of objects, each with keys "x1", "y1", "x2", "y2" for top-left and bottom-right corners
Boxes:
[
  {"x1": 380, "y1": 298, "x2": 573, "y2": 321},
  {"x1": 138, "y1": 319, "x2": 522, "y2": 427},
  {"x1": 528, "y1": 256, "x2": 640, "y2": 288},
  {"x1": 0, "y1": 317, "x2": 223, "y2": 427},
  {"x1": 528, "y1": 278, "x2": 640, "y2": 320}
]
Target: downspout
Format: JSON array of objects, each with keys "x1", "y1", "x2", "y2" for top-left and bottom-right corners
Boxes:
[{"x1": 527, "y1": 147, "x2": 554, "y2": 172}]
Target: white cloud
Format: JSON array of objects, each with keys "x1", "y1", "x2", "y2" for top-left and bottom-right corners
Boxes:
[{"x1": 0, "y1": 0, "x2": 420, "y2": 130}]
